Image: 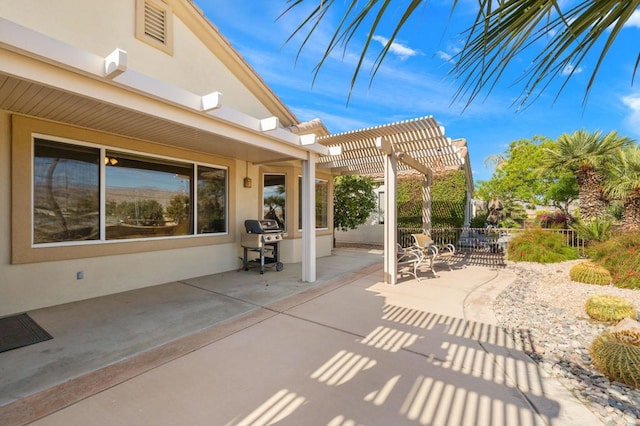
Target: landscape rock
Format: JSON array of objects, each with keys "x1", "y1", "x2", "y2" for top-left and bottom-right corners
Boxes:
[{"x1": 494, "y1": 260, "x2": 640, "y2": 426}]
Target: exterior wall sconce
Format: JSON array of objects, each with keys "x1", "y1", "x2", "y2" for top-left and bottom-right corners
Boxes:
[{"x1": 243, "y1": 161, "x2": 252, "y2": 188}]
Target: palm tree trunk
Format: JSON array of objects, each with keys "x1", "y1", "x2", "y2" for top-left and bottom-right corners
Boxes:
[
  {"x1": 577, "y1": 168, "x2": 607, "y2": 221},
  {"x1": 621, "y1": 192, "x2": 640, "y2": 232}
]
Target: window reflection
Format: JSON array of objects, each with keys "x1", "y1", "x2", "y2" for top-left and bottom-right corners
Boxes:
[
  {"x1": 105, "y1": 151, "x2": 193, "y2": 239},
  {"x1": 197, "y1": 166, "x2": 227, "y2": 233},
  {"x1": 33, "y1": 139, "x2": 100, "y2": 243},
  {"x1": 32, "y1": 138, "x2": 229, "y2": 245},
  {"x1": 298, "y1": 177, "x2": 328, "y2": 229},
  {"x1": 263, "y1": 174, "x2": 285, "y2": 230}
]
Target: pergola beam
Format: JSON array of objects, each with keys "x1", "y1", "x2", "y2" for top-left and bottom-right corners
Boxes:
[{"x1": 396, "y1": 152, "x2": 431, "y2": 176}]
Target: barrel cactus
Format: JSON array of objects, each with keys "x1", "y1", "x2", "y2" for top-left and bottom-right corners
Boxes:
[
  {"x1": 612, "y1": 329, "x2": 640, "y2": 346},
  {"x1": 585, "y1": 295, "x2": 637, "y2": 323},
  {"x1": 591, "y1": 320, "x2": 640, "y2": 388},
  {"x1": 569, "y1": 261, "x2": 612, "y2": 285}
]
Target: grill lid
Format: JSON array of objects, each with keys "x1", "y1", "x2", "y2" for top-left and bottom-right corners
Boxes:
[{"x1": 244, "y1": 219, "x2": 281, "y2": 234}]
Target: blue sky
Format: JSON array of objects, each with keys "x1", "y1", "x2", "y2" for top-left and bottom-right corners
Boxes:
[{"x1": 200, "y1": 1, "x2": 640, "y2": 182}]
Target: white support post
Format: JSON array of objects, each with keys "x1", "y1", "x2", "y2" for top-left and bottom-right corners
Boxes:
[
  {"x1": 422, "y1": 170, "x2": 432, "y2": 235},
  {"x1": 379, "y1": 137, "x2": 397, "y2": 285},
  {"x1": 302, "y1": 152, "x2": 316, "y2": 282},
  {"x1": 464, "y1": 189, "x2": 472, "y2": 227}
]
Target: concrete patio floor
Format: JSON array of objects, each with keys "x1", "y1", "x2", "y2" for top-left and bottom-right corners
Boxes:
[{"x1": 0, "y1": 248, "x2": 601, "y2": 425}]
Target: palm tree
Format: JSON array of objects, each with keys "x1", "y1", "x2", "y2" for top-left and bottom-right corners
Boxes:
[
  {"x1": 603, "y1": 146, "x2": 640, "y2": 232},
  {"x1": 544, "y1": 130, "x2": 633, "y2": 221},
  {"x1": 282, "y1": 0, "x2": 639, "y2": 107}
]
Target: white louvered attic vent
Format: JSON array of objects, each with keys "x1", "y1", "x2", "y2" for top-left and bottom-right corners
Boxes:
[
  {"x1": 136, "y1": 0, "x2": 173, "y2": 54},
  {"x1": 144, "y1": 1, "x2": 166, "y2": 44}
]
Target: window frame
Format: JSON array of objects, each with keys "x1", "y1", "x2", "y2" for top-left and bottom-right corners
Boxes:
[
  {"x1": 262, "y1": 173, "x2": 287, "y2": 231},
  {"x1": 378, "y1": 190, "x2": 386, "y2": 225},
  {"x1": 32, "y1": 135, "x2": 229, "y2": 248},
  {"x1": 12, "y1": 114, "x2": 236, "y2": 265},
  {"x1": 297, "y1": 176, "x2": 329, "y2": 231}
]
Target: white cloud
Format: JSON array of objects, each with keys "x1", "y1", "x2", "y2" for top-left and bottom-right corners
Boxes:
[
  {"x1": 435, "y1": 42, "x2": 462, "y2": 64},
  {"x1": 625, "y1": 9, "x2": 640, "y2": 28},
  {"x1": 436, "y1": 51, "x2": 453, "y2": 62},
  {"x1": 371, "y1": 35, "x2": 419, "y2": 60},
  {"x1": 622, "y1": 91, "x2": 640, "y2": 135},
  {"x1": 560, "y1": 63, "x2": 583, "y2": 76}
]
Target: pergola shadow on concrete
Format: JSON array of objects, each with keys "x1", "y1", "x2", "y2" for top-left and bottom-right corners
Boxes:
[{"x1": 318, "y1": 116, "x2": 472, "y2": 284}]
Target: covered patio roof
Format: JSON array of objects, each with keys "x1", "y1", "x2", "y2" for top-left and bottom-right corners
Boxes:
[
  {"x1": 0, "y1": 17, "x2": 326, "y2": 164},
  {"x1": 0, "y1": 17, "x2": 324, "y2": 283}
]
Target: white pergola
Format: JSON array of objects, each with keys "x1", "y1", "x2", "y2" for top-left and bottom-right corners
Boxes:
[{"x1": 317, "y1": 116, "x2": 471, "y2": 285}]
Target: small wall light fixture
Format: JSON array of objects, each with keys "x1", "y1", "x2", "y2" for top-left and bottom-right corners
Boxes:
[{"x1": 243, "y1": 161, "x2": 252, "y2": 188}]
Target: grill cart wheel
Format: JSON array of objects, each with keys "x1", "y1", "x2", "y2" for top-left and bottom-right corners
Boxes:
[{"x1": 276, "y1": 262, "x2": 284, "y2": 272}]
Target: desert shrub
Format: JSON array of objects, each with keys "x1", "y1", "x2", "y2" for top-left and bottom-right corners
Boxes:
[
  {"x1": 535, "y1": 211, "x2": 572, "y2": 229},
  {"x1": 470, "y1": 212, "x2": 488, "y2": 228},
  {"x1": 585, "y1": 295, "x2": 637, "y2": 323},
  {"x1": 569, "y1": 261, "x2": 612, "y2": 285},
  {"x1": 499, "y1": 218, "x2": 520, "y2": 229},
  {"x1": 506, "y1": 229, "x2": 578, "y2": 263},
  {"x1": 570, "y1": 218, "x2": 613, "y2": 243},
  {"x1": 588, "y1": 233, "x2": 640, "y2": 289},
  {"x1": 591, "y1": 330, "x2": 640, "y2": 389}
]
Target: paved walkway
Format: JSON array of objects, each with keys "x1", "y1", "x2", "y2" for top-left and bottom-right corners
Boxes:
[{"x1": 0, "y1": 249, "x2": 601, "y2": 425}]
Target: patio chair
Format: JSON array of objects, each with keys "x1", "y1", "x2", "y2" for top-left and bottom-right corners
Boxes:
[
  {"x1": 411, "y1": 233, "x2": 456, "y2": 274},
  {"x1": 397, "y1": 244, "x2": 424, "y2": 281},
  {"x1": 434, "y1": 241, "x2": 456, "y2": 270}
]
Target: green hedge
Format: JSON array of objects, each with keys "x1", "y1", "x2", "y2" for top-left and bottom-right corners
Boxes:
[{"x1": 397, "y1": 170, "x2": 467, "y2": 228}]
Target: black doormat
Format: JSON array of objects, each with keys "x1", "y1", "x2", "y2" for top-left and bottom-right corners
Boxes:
[{"x1": 0, "y1": 313, "x2": 53, "y2": 353}]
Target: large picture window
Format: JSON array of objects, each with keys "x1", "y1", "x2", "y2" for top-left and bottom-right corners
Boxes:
[
  {"x1": 33, "y1": 137, "x2": 227, "y2": 245},
  {"x1": 298, "y1": 177, "x2": 328, "y2": 229}
]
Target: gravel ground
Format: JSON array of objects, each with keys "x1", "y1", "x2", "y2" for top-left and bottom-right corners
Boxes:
[{"x1": 494, "y1": 260, "x2": 640, "y2": 426}]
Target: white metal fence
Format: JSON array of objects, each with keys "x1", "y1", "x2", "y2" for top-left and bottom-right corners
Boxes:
[{"x1": 398, "y1": 227, "x2": 587, "y2": 257}]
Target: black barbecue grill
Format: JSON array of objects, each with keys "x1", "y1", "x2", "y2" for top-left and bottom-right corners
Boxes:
[{"x1": 241, "y1": 219, "x2": 285, "y2": 274}]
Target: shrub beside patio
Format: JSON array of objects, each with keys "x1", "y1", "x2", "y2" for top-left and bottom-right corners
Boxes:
[
  {"x1": 506, "y1": 229, "x2": 579, "y2": 263},
  {"x1": 588, "y1": 232, "x2": 640, "y2": 289}
]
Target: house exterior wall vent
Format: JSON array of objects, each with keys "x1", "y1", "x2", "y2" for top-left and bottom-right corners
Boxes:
[
  {"x1": 136, "y1": 0, "x2": 173, "y2": 55},
  {"x1": 144, "y1": 2, "x2": 167, "y2": 43}
]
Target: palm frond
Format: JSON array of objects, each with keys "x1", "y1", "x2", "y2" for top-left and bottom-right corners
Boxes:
[
  {"x1": 280, "y1": 0, "x2": 640, "y2": 107},
  {"x1": 604, "y1": 146, "x2": 640, "y2": 199},
  {"x1": 452, "y1": 0, "x2": 640, "y2": 108}
]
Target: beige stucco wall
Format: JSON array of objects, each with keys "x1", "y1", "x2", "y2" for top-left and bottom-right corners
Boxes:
[
  {"x1": 0, "y1": 113, "x2": 333, "y2": 316},
  {"x1": 0, "y1": 111, "x2": 247, "y2": 315},
  {"x1": 0, "y1": 0, "x2": 274, "y2": 119},
  {"x1": 0, "y1": 1, "x2": 332, "y2": 316}
]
